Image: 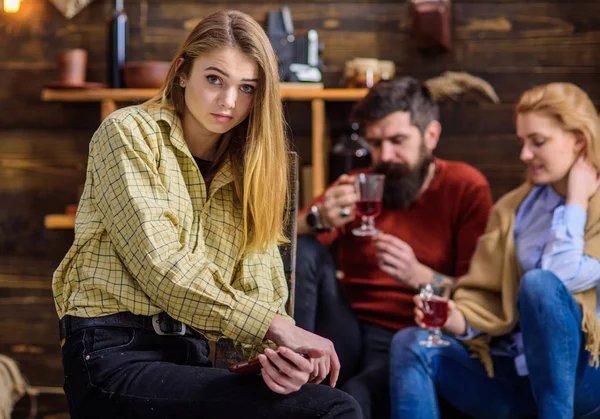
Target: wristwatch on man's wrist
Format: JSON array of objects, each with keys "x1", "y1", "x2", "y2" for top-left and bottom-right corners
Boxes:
[{"x1": 306, "y1": 205, "x2": 331, "y2": 233}]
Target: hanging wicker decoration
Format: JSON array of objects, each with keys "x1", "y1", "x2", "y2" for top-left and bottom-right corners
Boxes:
[{"x1": 49, "y1": 0, "x2": 94, "y2": 19}]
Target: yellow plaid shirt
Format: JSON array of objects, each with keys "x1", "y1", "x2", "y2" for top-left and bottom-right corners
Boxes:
[{"x1": 52, "y1": 105, "x2": 292, "y2": 348}]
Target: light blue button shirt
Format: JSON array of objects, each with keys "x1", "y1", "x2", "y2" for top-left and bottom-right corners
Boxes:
[{"x1": 459, "y1": 185, "x2": 600, "y2": 376}]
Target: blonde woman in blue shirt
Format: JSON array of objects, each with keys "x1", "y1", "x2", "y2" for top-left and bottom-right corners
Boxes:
[
  {"x1": 53, "y1": 10, "x2": 360, "y2": 419},
  {"x1": 390, "y1": 83, "x2": 600, "y2": 419}
]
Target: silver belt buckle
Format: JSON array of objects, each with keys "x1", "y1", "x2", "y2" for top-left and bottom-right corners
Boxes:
[{"x1": 151, "y1": 313, "x2": 186, "y2": 336}]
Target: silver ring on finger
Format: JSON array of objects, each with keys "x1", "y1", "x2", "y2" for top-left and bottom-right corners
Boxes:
[{"x1": 340, "y1": 207, "x2": 351, "y2": 217}]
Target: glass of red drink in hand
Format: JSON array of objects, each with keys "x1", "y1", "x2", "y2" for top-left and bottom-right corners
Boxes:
[
  {"x1": 419, "y1": 279, "x2": 453, "y2": 347},
  {"x1": 352, "y1": 173, "x2": 385, "y2": 236}
]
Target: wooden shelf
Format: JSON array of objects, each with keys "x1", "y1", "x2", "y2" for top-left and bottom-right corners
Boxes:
[
  {"x1": 42, "y1": 88, "x2": 158, "y2": 102},
  {"x1": 280, "y1": 88, "x2": 369, "y2": 101},
  {"x1": 42, "y1": 85, "x2": 369, "y2": 229},
  {"x1": 41, "y1": 86, "x2": 368, "y2": 102},
  {"x1": 45, "y1": 214, "x2": 75, "y2": 230}
]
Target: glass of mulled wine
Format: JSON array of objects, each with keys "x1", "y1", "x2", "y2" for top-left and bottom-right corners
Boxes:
[
  {"x1": 352, "y1": 173, "x2": 385, "y2": 236},
  {"x1": 419, "y1": 279, "x2": 453, "y2": 348}
]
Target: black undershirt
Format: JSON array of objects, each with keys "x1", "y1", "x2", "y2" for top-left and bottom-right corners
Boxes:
[{"x1": 193, "y1": 156, "x2": 213, "y2": 189}]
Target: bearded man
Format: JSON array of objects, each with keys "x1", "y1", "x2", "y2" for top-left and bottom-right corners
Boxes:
[{"x1": 295, "y1": 77, "x2": 493, "y2": 419}]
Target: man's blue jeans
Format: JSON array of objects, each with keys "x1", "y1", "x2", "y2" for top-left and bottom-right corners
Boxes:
[{"x1": 389, "y1": 269, "x2": 600, "y2": 419}]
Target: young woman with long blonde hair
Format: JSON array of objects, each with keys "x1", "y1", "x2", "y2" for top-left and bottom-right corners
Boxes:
[
  {"x1": 53, "y1": 10, "x2": 360, "y2": 419},
  {"x1": 390, "y1": 83, "x2": 600, "y2": 418}
]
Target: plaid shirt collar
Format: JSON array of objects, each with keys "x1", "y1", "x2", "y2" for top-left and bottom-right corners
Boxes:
[{"x1": 146, "y1": 105, "x2": 234, "y2": 193}]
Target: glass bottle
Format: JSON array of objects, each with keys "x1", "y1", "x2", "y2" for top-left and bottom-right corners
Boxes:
[
  {"x1": 328, "y1": 123, "x2": 372, "y2": 183},
  {"x1": 107, "y1": 0, "x2": 128, "y2": 88}
]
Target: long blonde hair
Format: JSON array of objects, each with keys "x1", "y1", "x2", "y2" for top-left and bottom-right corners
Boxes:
[
  {"x1": 516, "y1": 82, "x2": 600, "y2": 170},
  {"x1": 146, "y1": 10, "x2": 289, "y2": 252}
]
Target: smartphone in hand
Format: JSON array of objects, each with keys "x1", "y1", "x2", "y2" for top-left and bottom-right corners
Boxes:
[{"x1": 229, "y1": 351, "x2": 309, "y2": 374}]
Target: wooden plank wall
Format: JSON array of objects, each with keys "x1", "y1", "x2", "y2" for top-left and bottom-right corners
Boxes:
[{"x1": 1, "y1": 0, "x2": 599, "y2": 416}]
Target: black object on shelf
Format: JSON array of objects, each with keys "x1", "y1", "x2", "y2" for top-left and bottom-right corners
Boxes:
[
  {"x1": 107, "y1": 0, "x2": 128, "y2": 88},
  {"x1": 265, "y1": 6, "x2": 322, "y2": 83},
  {"x1": 328, "y1": 122, "x2": 372, "y2": 183}
]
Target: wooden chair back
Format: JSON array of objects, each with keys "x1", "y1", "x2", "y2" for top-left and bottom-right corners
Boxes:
[{"x1": 209, "y1": 151, "x2": 299, "y2": 368}]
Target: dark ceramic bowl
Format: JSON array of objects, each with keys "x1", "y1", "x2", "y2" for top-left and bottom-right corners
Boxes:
[{"x1": 123, "y1": 61, "x2": 170, "y2": 88}]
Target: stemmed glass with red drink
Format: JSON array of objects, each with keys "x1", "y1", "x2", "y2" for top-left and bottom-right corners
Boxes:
[
  {"x1": 419, "y1": 278, "x2": 453, "y2": 347},
  {"x1": 352, "y1": 173, "x2": 385, "y2": 236}
]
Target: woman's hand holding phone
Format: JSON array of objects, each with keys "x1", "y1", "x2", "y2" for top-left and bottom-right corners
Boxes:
[
  {"x1": 229, "y1": 346, "x2": 325, "y2": 395},
  {"x1": 228, "y1": 350, "x2": 310, "y2": 375},
  {"x1": 257, "y1": 347, "x2": 317, "y2": 395},
  {"x1": 265, "y1": 315, "x2": 340, "y2": 389}
]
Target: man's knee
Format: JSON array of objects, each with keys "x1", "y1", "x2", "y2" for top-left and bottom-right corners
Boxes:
[{"x1": 296, "y1": 235, "x2": 334, "y2": 275}]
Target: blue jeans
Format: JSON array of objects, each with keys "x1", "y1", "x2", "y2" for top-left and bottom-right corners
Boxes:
[{"x1": 389, "y1": 269, "x2": 600, "y2": 419}]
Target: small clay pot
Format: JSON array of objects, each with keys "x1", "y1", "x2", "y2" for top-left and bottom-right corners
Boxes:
[{"x1": 57, "y1": 49, "x2": 88, "y2": 86}]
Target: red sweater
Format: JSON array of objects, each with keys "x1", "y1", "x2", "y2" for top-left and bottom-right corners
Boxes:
[{"x1": 303, "y1": 158, "x2": 493, "y2": 331}]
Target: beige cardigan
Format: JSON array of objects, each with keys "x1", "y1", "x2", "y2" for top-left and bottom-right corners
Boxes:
[{"x1": 453, "y1": 183, "x2": 600, "y2": 377}]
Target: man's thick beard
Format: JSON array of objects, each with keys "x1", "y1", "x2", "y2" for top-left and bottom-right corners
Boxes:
[{"x1": 372, "y1": 155, "x2": 433, "y2": 209}]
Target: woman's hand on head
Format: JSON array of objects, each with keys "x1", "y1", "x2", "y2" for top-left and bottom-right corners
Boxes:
[
  {"x1": 567, "y1": 156, "x2": 600, "y2": 209},
  {"x1": 258, "y1": 346, "x2": 322, "y2": 395}
]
